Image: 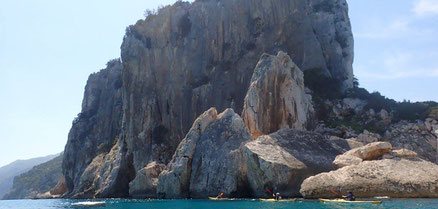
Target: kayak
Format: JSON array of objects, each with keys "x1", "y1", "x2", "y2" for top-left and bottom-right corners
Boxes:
[
  {"x1": 374, "y1": 196, "x2": 390, "y2": 199},
  {"x1": 208, "y1": 197, "x2": 231, "y2": 200},
  {"x1": 319, "y1": 199, "x2": 382, "y2": 204},
  {"x1": 259, "y1": 198, "x2": 296, "y2": 202},
  {"x1": 71, "y1": 201, "x2": 106, "y2": 206}
]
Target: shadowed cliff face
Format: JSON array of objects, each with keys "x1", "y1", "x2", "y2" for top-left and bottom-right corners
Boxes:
[
  {"x1": 62, "y1": 60, "x2": 124, "y2": 196},
  {"x1": 120, "y1": 0, "x2": 353, "y2": 173},
  {"x1": 63, "y1": 0, "x2": 354, "y2": 197}
]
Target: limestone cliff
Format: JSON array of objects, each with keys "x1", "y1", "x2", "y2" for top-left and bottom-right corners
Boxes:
[
  {"x1": 120, "y1": 0, "x2": 353, "y2": 191},
  {"x1": 62, "y1": 59, "x2": 126, "y2": 197},
  {"x1": 63, "y1": 0, "x2": 354, "y2": 197}
]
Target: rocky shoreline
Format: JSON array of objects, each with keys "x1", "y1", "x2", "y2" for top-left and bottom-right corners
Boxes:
[
  {"x1": 5, "y1": 0, "x2": 437, "y2": 200},
  {"x1": 55, "y1": 51, "x2": 437, "y2": 199}
]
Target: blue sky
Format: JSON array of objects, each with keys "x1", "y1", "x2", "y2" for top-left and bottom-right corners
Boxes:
[
  {"x1": 349, "y1": 0, "x2": 438, "y2": 102},
  {"x1": 0, "y1": 0, "x2": 437, "y2": 167}
]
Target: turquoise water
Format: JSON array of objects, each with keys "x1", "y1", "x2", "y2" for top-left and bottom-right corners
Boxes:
[{"x1": 0, "y1": 199, "x2": 438, "y2": 209}]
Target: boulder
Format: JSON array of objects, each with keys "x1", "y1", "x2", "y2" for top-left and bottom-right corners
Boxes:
[
  {"x1": 242, "y1": 129, "x2": 354, "y2": 197},
  {"x1": 343, "y1": 142, "x2": 392, "y2": 161},
  {"x1": 300, "y1": 158, "x2": 438, "y2": 198},
  {"x1": 157, "y1": 108, "x2": 251, "y2": 198},
  {"x1": 241, "y1": 52, "x2": 313, "y2": 139},
  {"x1": 333, "y1": 154, "x2": 362, "y2": 169},
  {"x1": 342, "y1": 98, "x2": 367, "y2": 113},
  {"x1": 129, "y1": 162, "x2": 166, "y2": 198},
  {"x1": 379, "y1": 109, "x2": 390, "y2": 121},
  {"x1": 391, "y1": 149, "x2": 418, "y2": 159},
  {"x1": 36, "y1": 192, "x2": 59, "y2": 199}
]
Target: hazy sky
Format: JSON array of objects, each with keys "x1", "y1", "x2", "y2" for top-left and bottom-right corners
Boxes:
[{"x1": 0, "y1": 0, "x2": 437, "y2": 167}]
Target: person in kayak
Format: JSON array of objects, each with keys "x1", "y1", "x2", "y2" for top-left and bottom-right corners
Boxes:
[
  {"x1": 273, "y1": 192, "x2": 281, "y2": 200},
  {"x1": 216, "y1": 192, "x2": 224, "y2": 199},
  {"x1": 343, "y1": 191, "x2": 356, "y2": 201}
]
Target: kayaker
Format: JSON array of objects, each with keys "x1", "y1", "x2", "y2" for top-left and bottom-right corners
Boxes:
[
  {"x1": 274, "y1": 192, "x2": 281, "y2": 200},
  {"x1": 343, "y1": 191, "x2": 355, "y2": 201},
  {"x1": 216, "y1": 192, "x2": 224, "y2": 199}
]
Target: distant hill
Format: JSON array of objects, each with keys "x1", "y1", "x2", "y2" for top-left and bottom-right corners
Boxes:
[
  {"x1": 0, "y1": 154, "x2": 59, "y2": 198},
  {"x1": 3, "y1": 154, "x2": 63, "y2": 199}
]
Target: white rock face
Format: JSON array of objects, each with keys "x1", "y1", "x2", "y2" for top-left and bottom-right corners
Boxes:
[
  {"x1": 242, "y1": 51, "x2": 314, "y2": 138},
  {"x1": 301, "y1": 158, "x2": 438, "y2": 198}
]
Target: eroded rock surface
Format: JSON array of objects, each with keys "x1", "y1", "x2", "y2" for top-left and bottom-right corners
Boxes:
[
  {"x1": 129, "y1": 162, "x2": 166, "y2": 198},
  {"x1": 62, "y1": 0, "x2": 355, "y2": 198},
  {"x1": 243, "y1": 129, "x2": 354, "y2": 197},
  {"x1": 157, "y1": 108, "x2": 251, "y2": 198},
  {"x1": 71, "y1": 140, "x2": 131, "y2": 198},
  {"x1": 242, "y1": 52, "x2": 313, "y2": 138},
  {"x1": 384, "y1": 121, "x2": 437, "y2": 163},
  {"x1": 62, "y1": 60, "x2": 124, "y2": 197},
  {"x1": 391, "y1": 149, "x2": 418, "y2": 159},
  {"x1": 301, "y1": 158, "x2": 438, "y2": 198},
  {"x1": 120, "y1": 0, "x2": 354, "y2": 184}
]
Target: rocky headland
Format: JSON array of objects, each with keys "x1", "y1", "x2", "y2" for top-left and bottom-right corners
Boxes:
[{"x1": 9, "y1": 0, "x2": 437, "y2": 200}]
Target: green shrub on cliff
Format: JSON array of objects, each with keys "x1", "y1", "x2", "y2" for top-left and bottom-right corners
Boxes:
[
  {"x1": 348, "y1": 87, "x2": 438, "y2": 122},
  {"x1": 304, "y1": 68, "x2": 343, "y2": 100}
]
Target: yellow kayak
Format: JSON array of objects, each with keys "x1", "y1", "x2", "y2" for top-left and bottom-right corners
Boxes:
[
  {"x1": 208, "y1": 197, "x2": 231, "y2": 200},
  {"x1": 259, "y1": 198, "x2": 296, "y2": 202},
  {"x1": 319, "y1": 198, "x2": 382, "y2": 204}
]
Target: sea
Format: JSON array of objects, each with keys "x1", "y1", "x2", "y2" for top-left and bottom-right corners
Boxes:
[{"x1": 0, "y1": 199, "x2": 438, "y2": 209}]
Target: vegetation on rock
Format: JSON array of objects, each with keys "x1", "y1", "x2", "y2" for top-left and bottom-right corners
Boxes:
[{"x1": 3, "y1": 154, "x2": 63, "y2": 199}]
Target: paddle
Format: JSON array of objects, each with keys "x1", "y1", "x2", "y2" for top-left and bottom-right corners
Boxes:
[
  {"x1": 330, "y1": 189, "x2": 340, "y2": 196},
  {"x1": 331, "y1": 189, "x2": 346, "y2": 198}
]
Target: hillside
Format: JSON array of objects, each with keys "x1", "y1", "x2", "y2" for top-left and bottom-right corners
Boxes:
[
  {"x1": 0, "y1": 154, "x2": 58, "y2": 199},
  {"x1": 3, "y1": 154, "x2": 63, "y2": 199}
]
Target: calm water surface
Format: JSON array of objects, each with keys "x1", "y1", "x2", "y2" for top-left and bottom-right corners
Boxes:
[{"x1": 0, "y1": 199, "x2": 437, "y2": 209}]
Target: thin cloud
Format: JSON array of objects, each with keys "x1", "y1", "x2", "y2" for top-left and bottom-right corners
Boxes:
[
  {"x1": 356, "y1": 52, "x2": 438, "y2": 79},
  {"x1": 413, "y1": 0, "x2": 438, "y2": 16},
  {"x1": 355, "y1": 19, "x2": 409, "y2": 39},
  {"x1": 355, "y1": 17, "x2": 434, "y2": 40}
]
